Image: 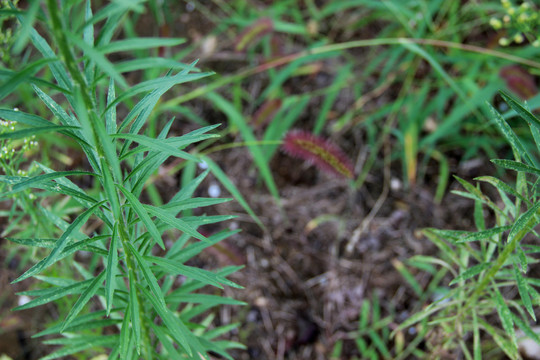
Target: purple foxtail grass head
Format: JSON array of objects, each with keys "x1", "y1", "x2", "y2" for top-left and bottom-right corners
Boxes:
[
  {"x1": 234, "y1": 18, "x2": 274, "y2": 52},
  {"x1": 252, "y1": 99, "x2": 282, "y2": 128},
  {"x1": 500, "y1": 65, "x2": 538, "y2": 100},
  {"x1": 282, "y1": 130, "x2": 355, "y2": 179}
]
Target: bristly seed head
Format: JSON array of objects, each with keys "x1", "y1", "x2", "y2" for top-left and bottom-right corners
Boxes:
[{"x1": 282, "y1": 130, "x2": 354, "y2": 179}]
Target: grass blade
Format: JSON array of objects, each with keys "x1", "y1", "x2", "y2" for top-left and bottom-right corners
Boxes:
[
  {"x1": 205, "y1": 92, "x2": 280, "y2": 200},
  {"x1": 137, "y1": 284, "x2": 194, "y2": 356},
  {"x1": 144, "y1": 204, "x2": 208, "y2": 243},
  {"x1": 125, "y1": 242, "x2": 166, "y2": 307},
  {"x1": 106, "y1": 224, "x2": 118, "y2": 316},
  {"x1": 12, "y1": 201, "x2": 106, "y2": 283},
  {"x1": 61, "y1": 270, "x2": 106, "y2": 331},
  {"x1": 145, "y1": 255, "x2": 242, "y2": 289},
  {"x1": 116, "y1": 183, "x2": 165, "y2": 250}
]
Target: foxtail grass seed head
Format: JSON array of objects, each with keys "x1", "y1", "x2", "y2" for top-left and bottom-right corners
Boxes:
[
  {"x1": 500, "y1": 65, "x2": 538, "y2": 99},
  {"x1": 234, "y1": 17, "x2": 274, "y2": 52},
  {"x1": 282, "y1": 130, "x2": 354, "y2": 179}
]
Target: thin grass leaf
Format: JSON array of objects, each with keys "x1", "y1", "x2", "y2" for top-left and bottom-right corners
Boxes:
[
  {"x1": 493, "y1": 289, "x2": 517, "y2": 349},
  {"x1": 109, "y1": 69, "x2": 212, "y2": 114},
  {"x1": 476, "y1": 176, "x2": 531, "y2": 206},
  {"x1": 314, "y1": 64, "x2": 351, "y2": 134},
  {"x1": 34, "y1": 309, "x2": 119, "y2": 337},
  {"x1": 83, "y1": 0, "x2": 96, "y2": 85},
  {"x1": 368, "y1": 329, "x2": 391, "y2": 358},
  {"x1": 512, "y1": 312, "x2": 540, "y2": 346},
  {"x1": 118, "y1": 303, "x2": 131, "y2": 358},
  {"x1": 472, "y1": 310, "x2": 481, "y2": 360},
  {"x1": 126, "y1": 153, "x2": 169, "y2": 196},
  {"x1": 100, "y1": 158, "x2": 120, "y2": 218},
  {"x1": 31, "y1": 85, "x2": 77, "y2": 127},
  {"x1": 137, "y1": 284, "x2": 194, "y2": 356},
  {"x1": 454, "y1": 176, "x2": 487, "y2": 201},
  {"x1": 125, "y1": 124, "x2": 217, "y2": 195},
  {"x1": 144, "y1": 204, "x2": 208, "y2": 243},
  {"x1": 508, "y1": 202, "x2": 540, "y2": 244},
  {"x1": 449, "y1": 262, "x2": 491, "y2": 285},
  {"x1": 2, "y1": 170, "x2": 95, "y2": 198},
  {"x1": 182, "y1": 214, "x2": 237, "y2": 227},
  {"x1": 149, "y1": 321, "x2": 183, "y2": 359},
  {"x1": 517, "y1": 247, "x2": 528, "y2": 273},
  {"x1": 457, "y1": 225, "x2": 512, "y2": 243},
  {"x1": 198, "y1": 338, "x2": 238, "y2": 360},
  {"x1": 500, "y1": 90, "x2": 540, "y2": 131},
  {"x1": 0, "y1": 57, "x2": 57, "y2": 101},
  {"x1": 0, "y1": 109, "x2": 51, "y2": 127},
  {"x1": 128, "y1": 273, "x2": 141, "y2": 354},
  {"x1": 26, "y1": 26, "x2": 72, "y2": 90},
  {"x1": 106, "y1": 78, "x2": 117, "y2": 134},
  {"x1": 13, "y1": 278, "x2": 93, "y2": 311},
  {"x1": 491, "y1": 159, "x2": 540, "y2": 177},
  {"x1": 259, "y1": 52, "x2": 338, "y2": 101},
  {"x1": 170, "y1": 169, "x2": 209, "y2": 203},
  {"x1": 115, "y1": 58, "x2": 193, "y2": 73},
  {"x1": 61, "y1": 270, "x2": 106, "y2": 331},
  {"x1": 0, "y1": 68, "x2": 70, "y2": 93},
  {"x1": 12, "y1": 0, "x2": 40, "y2": 54},
  {"x1": 162, "y1": 198, "x2": 230, "y2": 213},
  {"x1": 116, "y1": 183, "x2": 165, "y2": 250},
  {"x1": 392, "y1": 259, "x2": 423, "y2": 297},
  {"x1": 145, "y1": 255, "x2": 242, "y2": 289},
  {"x1": 31, "y1": 86, "x2": 98, "y2": 167},
  {"x1": 13, "y1": 235, "x2": 107, "y2": 270},
  {"x1": 514, "y1": 263, "x2": 536, "y2": 321},
  {"x1": 80, "y1": 1, "x2": 135, "y2": 33},
  {"x1": 0, "y1": 125, "x2": 79, "y2": 140},
  {"x1": 474, "y1": 197, "x2": 486, "y2": 231},
  {"x1": 125, "y1": 242, "x2": 166, "y2": 307},
  {"x1": 75, "y1": 90, "x2": 122, "y2": 183},
  {"x1": 99, "y1": 37, "x2": 185, "y2": 53},
  {"x1": 168, "y1": 229, "x2": 241, "y2": 263},
  {"x1": 12, "y1": 201, "x2": 106, "y2": 283},
  {"x1": 7, "y1": 238, "x2": 57, "y2": 248},
  {"x1": 399, "y1": 41, "x2": 468, "y2": 107},
  {"x1": 106, "y1": 224, "x2": 118, "y2": 316},
  {"x1": 40, "y1": 335, "x2": 118, "y2": 360},
  {"x1": 51, "y1": 318, "x2": 122, "y2": 338},
  {"x1": 35, "y1": 182, "x2": 98, "y2": 206},
  {"x1": 199, "y1": 155, "x2": 264, "y2": 229},
  {"x1": 166, "y1": 293, "x2": 246, "y2": 306},
  {"x1": 65, "y1": 31, "x2": 128, "y2": 89},
  {"x1": 488, "y1": 102, "x2": 534, "y2": 165},
  {"x1": 203, "y1": 323, "x2": 242, "y2": 342},
  {"x1": 205, "y1": 92, "x2": 280, "y2": 200},
  {"x1": 111, "y1": 133, "x2": 199, "y2": 162}
]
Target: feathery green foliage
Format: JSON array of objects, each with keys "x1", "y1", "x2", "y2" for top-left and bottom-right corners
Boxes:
[
  {"x1": 397, "y1": 92, "x2": 540, "y2": 359},
  {"x1": 0, "y1": 1, "x2": 243, "y2": 358}
]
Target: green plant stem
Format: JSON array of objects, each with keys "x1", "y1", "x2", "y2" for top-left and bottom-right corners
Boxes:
[
  {"x1": 118, "y1": 222, "x2": 152, "y2": 360},
  {"x1": 46, "y1": 3, "x2": 153, "y2": 357},
  {"x1": 466, "y1": 207, "x2": 540, "y2": 308},
  {"x1": 46, "y1": 0, "x2": 94, "y2": 110}
]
